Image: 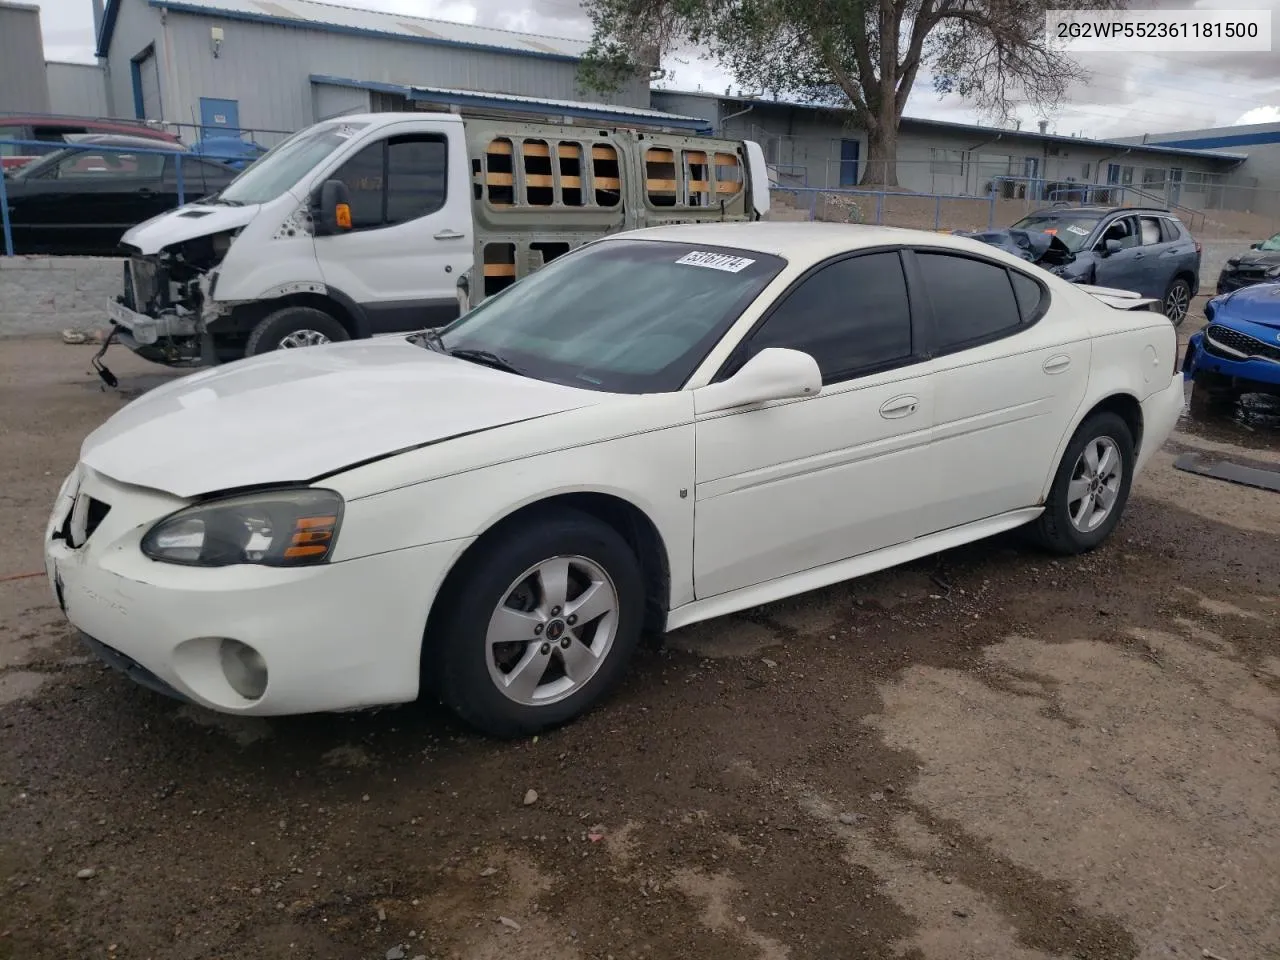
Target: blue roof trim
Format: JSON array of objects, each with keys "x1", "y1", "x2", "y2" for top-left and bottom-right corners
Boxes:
[
  {"x1": 1146, "y1": 131, "x2": 1280, "y2": 150},
  {"x1": 310, "y1": 76, "x2": 715, "y2": 134},
  {"x1": 96, "y1": 0, "x2": 120, "y2": 57},
  {"x1": 99, "y1": 0, "x2": 581, "y2": 62}
]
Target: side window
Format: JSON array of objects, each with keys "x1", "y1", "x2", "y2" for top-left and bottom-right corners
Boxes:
[
  {"x1": 916, "y1": 252, "x2": 1022, "y2": 351},
  {"x1": 1139, "y1": 216, "x2": 1163, "y2": 245},
  {"x1": 1099, "y1": 216, "x2": 1139, "y2": 250},
  {"x1": 385, "y1": 135, "x2": 447, "y2": 225},
  {"x1": 0, "y1": 125, "x2": 28, "y2": 157},
  {"x1": 746, "y1": 251, "x2": 912, "y2": 382},
  {"x1": 331, "y1": 142, "x2": 385, "y2": 229},
  {"x1": 1159, "y1": 218, "x2": 1182, "y2": 243},
  {"x1": 53, "y1": 150, "x2": 164, "y2": 179},
  {"x1": 1009, "y1": 270, "x2": 1046, "y2": 323},
  {"x1": 329, "y1": 135, "x2": 447, "y2": 230}
]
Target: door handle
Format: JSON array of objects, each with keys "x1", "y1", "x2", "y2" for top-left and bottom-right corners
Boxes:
[
  {"x1": 879, "y1": 395, "x2": 919, "y2": 419},
  {"x1": 433, "y1": 229, "x2": 465, "y2": 240},
  {"x1": 1043, "y1": 354, "x2": 1071, "y2": 374}
]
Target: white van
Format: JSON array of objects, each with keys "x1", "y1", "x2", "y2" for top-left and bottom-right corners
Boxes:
[{"x1": 99, "y1": 112, "x2": 770, "y2": 373}]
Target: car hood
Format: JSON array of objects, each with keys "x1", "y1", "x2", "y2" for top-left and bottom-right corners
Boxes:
[
  {"x1": 1227, "y1": 250, "x2": 1280, "y2": 268},
  {"x1": 80, "y1": 338, "x2": 607, "y2": 498},
  {"x1": 122, "y1": 202, "x2": 261, "y2": 254},
  {"x1": 1211, "y1": 281, "x2": 1280, "y2": 330}
]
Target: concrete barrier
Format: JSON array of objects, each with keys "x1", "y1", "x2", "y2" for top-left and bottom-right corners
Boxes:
[{"x1": 0, "y1": 256, "x2": 122, "y2": 337}]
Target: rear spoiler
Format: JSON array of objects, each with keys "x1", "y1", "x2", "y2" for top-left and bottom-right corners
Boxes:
[{"x1": 1078, "y1": 284, "x2": 1164, "y2": 313}]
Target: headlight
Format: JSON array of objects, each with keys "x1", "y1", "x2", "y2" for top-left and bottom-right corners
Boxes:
[
  {"x1": 141, "y1": 488, "x2": 343, "y2": 567},
  {"x1": 1266, "y1": 265, "x2": 1280, "y2": 278},
  {"x1": 1226, "y1": 257, "x2": 1240, "y2": 266}
]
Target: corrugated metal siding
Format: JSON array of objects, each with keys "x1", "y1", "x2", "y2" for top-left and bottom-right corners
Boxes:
[
  {"x1": 0, "y1": 4, "x2": 52, "y2": 113},
  {"x1": 160, "y1": 9, "x2": 648, "y2": 133},
  {"x1": 46, "y1": 62, "x2": 111, "y2": 117},
  {"x1": 103, "y1": 0, "x2": 164, "y2": 118},
  {"x1": 313, "y1": 83, "x2": 370, "y2": 120}
]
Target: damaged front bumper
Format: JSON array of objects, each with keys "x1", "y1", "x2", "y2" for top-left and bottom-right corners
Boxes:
[{"x1": 104, "y1": 256, "x2": 223, "y2": 367}]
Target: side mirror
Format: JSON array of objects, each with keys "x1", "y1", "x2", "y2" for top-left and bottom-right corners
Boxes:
[
  {"x1": 1250, "y1": 242, "x2": 1260, "y2": 249},
  {"x1": 1103, "y1": 238, "x2": 1122, "y2": 256},
  {"x1": 694, "y1": 347, "x2": 822, "y2": 415},
  {"x1": 313, "y1": 179, "x2": 352, "y2": 236}
]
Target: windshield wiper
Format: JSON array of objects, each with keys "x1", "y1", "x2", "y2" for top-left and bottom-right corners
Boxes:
[{"x1": 448, "y1": 348, "x2": 525, "y2": 376}]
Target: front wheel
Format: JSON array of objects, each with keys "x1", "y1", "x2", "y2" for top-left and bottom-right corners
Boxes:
[
  {"x1": 244, "y1": 306, "x2": 349, "y2": 357},
  {"x1": 1032, "y1": 411, "x2": 1135, "y2": 555},
  {"x1": 1163, "y1": 277, "x2": 1192, "y2": 328},
  {"x1": 431, "y1": 508, "x2": 646, "y2": 738}
]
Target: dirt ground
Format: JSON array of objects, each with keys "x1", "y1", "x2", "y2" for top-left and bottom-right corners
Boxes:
[{"x1": 1, "y1": 328, "x2": 1277, "y2": 960}]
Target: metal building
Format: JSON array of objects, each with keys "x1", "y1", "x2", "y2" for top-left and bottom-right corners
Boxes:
[
  {"x1": 0, "y1": 0, "x2": 53, "y2": 114},
  {"x1": 92, "y1": 0, "x2": 675, "y2": 140}
]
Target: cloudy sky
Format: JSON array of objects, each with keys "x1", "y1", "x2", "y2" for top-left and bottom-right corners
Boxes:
[{"x1": 36, "y1": 0, "x2": 1280, "y2": 137}]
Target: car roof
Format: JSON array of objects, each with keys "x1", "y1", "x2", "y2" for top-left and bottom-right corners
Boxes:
[
  {"x1": 0, "y1": 116, "x2": 179, "y2": 140},
  {"x1": 606, "y1": 221, "x2": 1043, "y2": 264},
  {"x1": 1025, "y1": 206, "x2": 1177, "y2": 218}
]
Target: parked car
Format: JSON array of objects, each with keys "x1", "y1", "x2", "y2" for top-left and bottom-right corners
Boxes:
[
  {"x1": 3, "y1": 135, "x2": 238, "y2": 256},
  {"x1": 45, "y1": 223, "x2": 1185, "y2": 737},
  {"x1": 1215, "y1": 231, "x2": 1280, "y2": 293},
  {"x1": 1182, "y1": 282, "x2": 1280, "y2": 400},
  {"x1": 1003, "y1": 206, "x2": 1202, "y2": 326},
  {"x1": 0, "y1": 114, "x2": 179, "y2": 172}
]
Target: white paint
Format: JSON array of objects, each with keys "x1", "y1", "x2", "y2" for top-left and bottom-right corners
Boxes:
[{"x1": 47, "y1": 222, "x2": 1186, "y2": 721}]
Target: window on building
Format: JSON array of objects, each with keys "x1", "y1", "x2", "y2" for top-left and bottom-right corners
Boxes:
[
  {"x1": 1081, "y1": 162, "x2": 1091, "y2": 179},
  {"x1": 1120, "y1": 165, "x2": 1135, "y2": 185},
  {"x1": 745, "y1": 251, "x2": 913, "y2": 383},
  {"x1": 929, "y1": 148, "x2": 965, "y2": 176},
  {"x1": 915, "y1": 252, "x2": 1023, "y2": 351},
  {"x1": 1142, "y1": 167, "x2": 1166, "y2": 189}
]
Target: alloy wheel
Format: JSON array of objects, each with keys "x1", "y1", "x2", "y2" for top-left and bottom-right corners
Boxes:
[{"x1": 1067, "y1": 436, "x2": 1124, "y2": 533}]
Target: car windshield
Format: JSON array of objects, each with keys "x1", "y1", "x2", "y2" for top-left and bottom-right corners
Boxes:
[
  {"x1": 212, "y1": 120, "x2": 370, "y2": 206},
  {"x1": 1009, "y1": 214, "x2": 1102, "y2": 252},
  {"x1": 1259, "y1": 232, "x2": 1280, "y2": 252},
  {"x1": 435, "y1": 239, "x2": 786, "y2": 394}
]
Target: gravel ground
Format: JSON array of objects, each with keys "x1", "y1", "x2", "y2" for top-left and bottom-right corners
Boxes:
[{"x1": 1, "y1": 334, "x2": 1277, "y2": 960}]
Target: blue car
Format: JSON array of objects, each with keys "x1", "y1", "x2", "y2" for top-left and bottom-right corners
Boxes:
[{"x1": 1183, "y1": 282, "x2": 1280, "y2": 399}]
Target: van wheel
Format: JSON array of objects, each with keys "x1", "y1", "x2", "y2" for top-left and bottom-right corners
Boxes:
[{"x1": 245, "y1": 306, "x2": 349, "y2": 357}]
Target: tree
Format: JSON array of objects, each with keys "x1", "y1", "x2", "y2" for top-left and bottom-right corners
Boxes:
[{"x1": 579, "y1": 0, "x2": 1123, "y2": 187}]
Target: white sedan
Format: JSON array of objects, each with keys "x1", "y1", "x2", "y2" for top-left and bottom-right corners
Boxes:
[{"x1": 45, "y1": 223, "x2": 1186, "y2": 737}]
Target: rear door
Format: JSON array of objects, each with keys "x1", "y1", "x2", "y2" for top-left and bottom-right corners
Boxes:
[{"x1": 914, "y1": 249, "x2": 1090, "y2": 531}]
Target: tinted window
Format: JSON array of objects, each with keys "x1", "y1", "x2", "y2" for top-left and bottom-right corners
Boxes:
[
  {"x1": 1009, "y1": 271, "x2": 1045, "y2": 322},
  {"x1": 746, "y1": 252, "x2": 912, "y2": 382},
  {"x1": 386, "y1": 135, "x2": 447, "y2": 225},
  {"x1": 916, "y1": 253, "x2": 1021, "y2": 350},
  {"x1": 438, "y1": 240, "x2": 785, "y2": 394},
  {"x1": 1159, "y1": 218, "x2": 1183, "y2": 243},
  {"x1": 332, "y1": 142, "x2": 384, "y2": 228},
  {"x1": 1139, "y1": 216, "x2": 1162, "y2": 245}
]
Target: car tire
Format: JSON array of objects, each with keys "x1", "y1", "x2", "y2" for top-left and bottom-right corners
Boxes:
[
  {"x1": 1163, "y1": 277, "x2": 1192, "y2": 328},
  {"x1": 244, "y1": 306, "x2": 349, "y2": 357},
  {"x1": 1032, "y1": 411, "x2": 1135, "y2": 556},
  {"x1": 431, "y1": 507, "x2": 646, "y2": 738}
]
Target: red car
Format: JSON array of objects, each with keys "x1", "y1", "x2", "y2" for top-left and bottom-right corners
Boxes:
[{"x1": 0, "y1": 115, "x2": 180, "y2": 172}]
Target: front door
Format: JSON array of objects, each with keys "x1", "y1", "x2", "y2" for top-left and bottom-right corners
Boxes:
[
  {"x1": 1092, "y1": 215, "x2": 1150, "y2": 294},
  {"x1": 692, "y1": 250, "x2": 935, "y2": 599},
  {"x1": 313, "y1": 127, "x2": 473, "y2": 332},
  {"x1": 199, "y1": 97, "x2": 241, "y2": 139},
  {"x1": 910, "y1": 249, "x2": 1090, "y2": 530},
  {"x1": 839, "y1": 139, "x2": 859, "y2": 186}
]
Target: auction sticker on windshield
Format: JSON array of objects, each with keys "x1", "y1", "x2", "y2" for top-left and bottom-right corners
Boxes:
[
  {"x1": 1066, "y1": 224, "x2": 1090, "y2": 236},
  {"x1": 676, "y1": 251, "x2": 756, "y2": 272}
]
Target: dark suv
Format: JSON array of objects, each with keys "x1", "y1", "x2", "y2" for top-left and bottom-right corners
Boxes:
[
  {"x1": 1216, "y1": 231, "x2": 1280, "y2": 293},
  {"x1": 1009, "y1": 206, "x2": 1202, "y2": 326}
]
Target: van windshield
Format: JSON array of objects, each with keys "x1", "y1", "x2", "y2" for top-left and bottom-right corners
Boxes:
[
  {"x1": 212, "y1": 120, "x2": 370, "y2": 206},
  {"x1": 433, "y1": 239, "x2": 786, "y2": 394}
]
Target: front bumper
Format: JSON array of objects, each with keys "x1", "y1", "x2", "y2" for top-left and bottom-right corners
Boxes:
[
  {"x1": 1136, "y1": 373, "x2": 1188, "y2": 476},
  {"x1": 45, "y1": 464, "x2": 471, "y2": 715},
  {"x1": 1183, "y1": 330, "x2": 1280, "y2": 390},
  {"x1": 1216, "y1": 270, "x2": 1273, "y2": 294}
]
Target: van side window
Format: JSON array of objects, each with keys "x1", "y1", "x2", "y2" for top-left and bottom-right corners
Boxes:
[{"x1": 330, "y1": 134, "x2": 448, "y2": 230}]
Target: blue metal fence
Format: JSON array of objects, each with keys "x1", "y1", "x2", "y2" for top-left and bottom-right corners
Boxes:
[{"x1": 1, "y1": 138, "x2": 240, "y2": 256}]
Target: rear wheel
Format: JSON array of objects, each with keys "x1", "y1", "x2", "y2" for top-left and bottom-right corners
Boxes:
[
  {"x1": 1033, "y1": 412, "x2": 1135, "y2": 555},
  {"x1": 244, "y1": 306, "x2": 349, "y2": 357},
  {"x1": 431, "y1": 508, "x2": 646, "y2": 738},
  {"x1": 1163, "y1": 277, "x2": 1192, "y2": 328}
]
